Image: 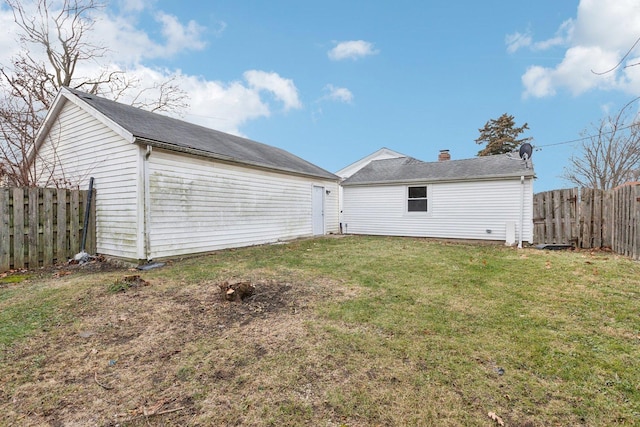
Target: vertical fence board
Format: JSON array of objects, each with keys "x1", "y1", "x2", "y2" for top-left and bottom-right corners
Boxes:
[
  {"x1": 631, "y1": 185, "x2": 640, "y2": 259},
  {"x1": 582, "y1": 188, "x2": 593, "y2": 248},
  {"x1": 12, "y1": 188, "x2": 24, "y2": 269},
  {"x1": 42, "y1": 189, "x2": 54, "y2": 266},
  {"x1": 617, "y1": 187, "x2": 623, "y2": 254},
  {"x1": 593, "y1": 189, "x2": 602, "y2": 248},
  {"x1": 28, "y1": 188, "x2": 39, "y2": 268},
  {"x1": 602, "y1": 190, "x2": 612, "y2": 248},
  {"x1": 570, "y1": 188, "x2": 580, "y2": 244},
  {"x1": 617, "y1": 187, "x2": 624, "y2": 254},
  {"x1": 621, "y1": 186, "x2": 629, "y2": 256},
  {"x1": 560, "y1": 190, "x2": 573, "y2": 243},
  {"x1": 0, "y1": 190, "x2": 9, "y2": 271},
  {"x1": 544, "y1": 192, "x2": 554, "y2": 243},
  {"x1": 627, "y1": 186, "x2": 632, "y2": 257},
  {"x1": 56, "y1": 189, "x2": 67, "y2": 263},
  {"x1": 532, "y1": 192, "x2": 544, "y2": 244}
]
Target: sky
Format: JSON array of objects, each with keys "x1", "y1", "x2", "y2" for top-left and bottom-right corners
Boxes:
[{"x1": 2, "y1": 0, "x2": 640, "y2": 191}]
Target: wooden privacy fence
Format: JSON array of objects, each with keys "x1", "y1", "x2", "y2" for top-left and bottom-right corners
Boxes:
[
  {"x1": 0, "y1": 187, "x2": 96, "y2": 271},
  {"x1": 533, "y1": 185, "x2": 640, "y2": 259},
  {"x1": 533, "y1": 188, "x2": 579, "y2": 246},
  {"x1": 611, "y1": 184, "x2": 640, "y2": 260}
]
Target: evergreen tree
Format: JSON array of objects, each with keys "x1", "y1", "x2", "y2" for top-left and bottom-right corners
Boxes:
[{"x1": 475, "y1": 113, "x2": 532, "y2": 156}]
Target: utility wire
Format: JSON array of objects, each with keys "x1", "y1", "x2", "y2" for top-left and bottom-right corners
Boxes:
[
  {"x1": 534, "y1": 122, "x2": 638, "y2": 150},
  {"x1": 591, "y1": 35, "x2": 640, "y2": 75}
]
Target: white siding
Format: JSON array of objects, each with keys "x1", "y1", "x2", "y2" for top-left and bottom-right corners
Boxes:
[
  {"x1": 342, "y1": 178, "x2": 534, "y2": 243},
  {"x1": 324, "y1": 183, "x2": 340, "y2": 234},
  {"x1": 147, "y1": 149, "x2": 339, "y2": 259},
  {"x1": 34, "y1": 100, "x2": 140, "y2": 259},
  {"x1": 336, "y1": 148, "x2": 405, "y2": 228}
]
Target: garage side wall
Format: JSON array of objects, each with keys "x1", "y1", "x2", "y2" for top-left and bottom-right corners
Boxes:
[
  {"x1": 34, "y1": 100, "x2": 140, "y2": 259},
  {"x1": 147, "y1": 149, "x2": 338, "y2": 259},
  {"x1": 342, "y1": 178, "x2": 533, "y2": 242}
]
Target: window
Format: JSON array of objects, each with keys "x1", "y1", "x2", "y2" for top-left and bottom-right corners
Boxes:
[{"x1": 407, "y1": 186, "x2": 428, "y2": 212}]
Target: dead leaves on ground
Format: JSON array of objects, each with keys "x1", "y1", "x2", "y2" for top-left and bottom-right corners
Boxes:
[
  {"x1": 108, "y1": 275, "x2": 150, "y2": 293},
  {"x1": 488, "y1": 411, "x2": 505, "y2": 426},
  {"x1": 114, "y1": 398, "x2": 184, "y2": 423}
]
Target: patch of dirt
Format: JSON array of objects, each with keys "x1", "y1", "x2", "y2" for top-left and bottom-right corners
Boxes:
[
  {"x1": 0, "y1": 273, "x2": 341, "y2": 426},
  {"x1": 6, "y1": 255, "x2": 131, "y2": 285}
]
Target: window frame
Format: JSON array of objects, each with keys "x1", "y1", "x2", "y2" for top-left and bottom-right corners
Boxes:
[{"x1": 406, "y1": 185, "x2": 429, "y2": 213}]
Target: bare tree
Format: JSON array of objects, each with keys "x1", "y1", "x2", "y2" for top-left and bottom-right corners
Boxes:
[
  {"x1": 562, "y1": 104, "x2": 640, "y2": 190},
  {"x1": 0, "y1": 0, "x2": 188, "y2": 187}
]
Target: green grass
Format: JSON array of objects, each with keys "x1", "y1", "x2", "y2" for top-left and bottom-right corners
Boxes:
[
  {"x1": 0, "y1": 285, "x2": 71, "y2": 350},
  {"x1": 1, "y1": 236, "x2": 639, "y2": 426}
]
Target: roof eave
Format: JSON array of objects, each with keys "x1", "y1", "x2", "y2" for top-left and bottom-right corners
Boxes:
[
  {"x1": 136, "y1": 138, "x2": 339, "y2": 182},
  {"x1": 342, "y1": 172, "x2": 536, "y2": 186}
]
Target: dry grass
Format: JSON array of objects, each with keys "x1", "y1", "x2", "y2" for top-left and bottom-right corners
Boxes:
[{"x1": 0, "y1": 235, "x2": 639, "y2": 426}]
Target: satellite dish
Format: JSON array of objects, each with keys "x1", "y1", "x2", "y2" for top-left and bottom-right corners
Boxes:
[{"x1": 519, "y1": 142, "x2": 533, "y2": 161}]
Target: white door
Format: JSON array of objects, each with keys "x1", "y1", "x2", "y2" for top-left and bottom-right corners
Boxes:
[{"x1": 312, "y1": 186, "x2": 325, "y2": 235}]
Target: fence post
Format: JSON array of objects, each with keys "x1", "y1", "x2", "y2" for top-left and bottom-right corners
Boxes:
[{"x1": 0, "y1": 189, "x2": 9, "y2": 271}]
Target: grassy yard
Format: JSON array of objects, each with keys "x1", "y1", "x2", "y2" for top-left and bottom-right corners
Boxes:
[{"x1": 0, "y1": 236, "x2": 638, "y2": 426}]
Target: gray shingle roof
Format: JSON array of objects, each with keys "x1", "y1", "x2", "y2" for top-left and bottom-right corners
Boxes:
[
  {"x1": 341, "y1": 155, "x2": 535, "y2": 186},
  {"x1": 64, "y1": 88, "x2": 337, "y2": 180}
]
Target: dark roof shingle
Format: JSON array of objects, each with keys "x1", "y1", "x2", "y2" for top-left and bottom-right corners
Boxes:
[
  {"x1": 65, "y1": 88, "x2": 337, "y2": 180},
  {"x1": 341, "y1": 155, "x2": 534, "y2": 185}
]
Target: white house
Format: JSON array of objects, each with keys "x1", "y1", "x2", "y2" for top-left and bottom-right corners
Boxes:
[
  {"x1": 32, "y1": 87, "x2": 340, "y2": 261},
  {"x1": 340, "y1": 150, "x2": 535, "y2": 246}
]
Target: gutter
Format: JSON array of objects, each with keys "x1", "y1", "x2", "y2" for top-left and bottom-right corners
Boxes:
[
  {"x1": 342, "y1": 174, "x2": 535, "y2": 187},
  {"x1": 134, "y1": 137, "x2": 340, "y2": 183}
]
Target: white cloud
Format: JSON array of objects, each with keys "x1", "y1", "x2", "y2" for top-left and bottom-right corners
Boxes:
[
  {"x1": 328, "y1": 40, "x2": 379, "y2": 61},
  {"x1": 155, "y1": 12, "x2": 207, "y2": 55},
  {"x1": 514, "y1": 0, "x2": 640, "y2": 98},
  {"x1": 506, "y1": 20, "x2": 572, "y2": 54},
  {"x1": 177, "y1": 73, "x2": 272, "y2": 135},
  {"x1": 116, "y1": 0, "x2": 150, "y2": 13},
  {"x1": 89, "y1": 10, "x2": 207, "y2": 65},
  {"x1": 522, "y1": 45, "x2": 620, "y2": 99},
  {"x1": 505, "y1": 31, "x2": 532, "y2": 54},
  {"x1": 0, "y1": 9, "x2": 20, "y2": 60},
  {"x1": 533, "y1": 20, "x2": 573, "y2": 51},
  {"x1": 243, "y1": 70, "x2": 302, "y2": 111},
  {"x1": 0, "y1": 3, "x2": 297, "y2": 137},
  {"x1": 323, "y1": 84, "x2": 353, "y2": 103},
  {"x1": 103, "y1": 66, "x2": 298, "y2": 136},
  {"x1": 521, "y1": 65, "x2": 555, "y2": 98}
]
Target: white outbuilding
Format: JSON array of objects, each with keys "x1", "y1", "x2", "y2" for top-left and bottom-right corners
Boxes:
[{"x1": 32, "y1": 87, "x2": 340, "y2": 261}]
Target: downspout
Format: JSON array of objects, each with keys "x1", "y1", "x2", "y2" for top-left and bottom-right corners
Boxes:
[
  {"x1": 518, "y1": 175, "x2": 524, "y2": 249},
  {"x1": 80, "y1": 177, "x2": 95, "y2": 254},
  {"x1": 143, "y1": 145, "x2": 152, "y2": 260}
]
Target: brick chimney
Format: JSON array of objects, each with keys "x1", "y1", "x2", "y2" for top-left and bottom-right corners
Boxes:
[{"x1": 438, "y1": 149, "x2": 451, "y2": 161}]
